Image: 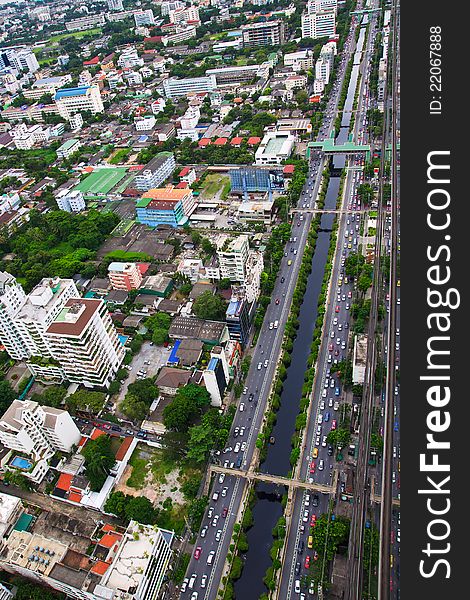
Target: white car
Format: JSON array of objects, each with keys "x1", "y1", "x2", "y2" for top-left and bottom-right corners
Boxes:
[
  {"x1": 239, "y1": 403, "x2": 245, "y2": 412},
  {"x1": 264, "y1": 360, "x2": 269, "y2": 367},
  {"x1": 215, "y1": 529, "x2": 222, "y2": 541},
  {"x1": 329, "y1": 398, "x2": 334, "y2": 407},
  {"x1": 201, "y1": 575, "x2": 208, "y2": 589},
  {"x1": 218, "y1": 473, "x2": 225, "y2": 484},
  {"x1": 295, "y1": 580, "x2": 301, "y2": 594},
  {"x1": 241, "y1": 441, "x2": 247, "y2": 451},
  {"x1": 200, "y1": 526, "x2": 208, "y2": 538},
  {"x1": 234, "y1": 442, "x2": 240, "y2": 453},
  {"x1": 303, "y1": 510, "x2": 309, "y2": 522},
  {"x1": 257, "y1": 362, "x2": 262, "y2": 370},
  {"x1": 221, "y1": 487, "x2": 228, "y2": 497},
  {"x1": 320, "y1": 400, "x2": 325, "y2": 410}
]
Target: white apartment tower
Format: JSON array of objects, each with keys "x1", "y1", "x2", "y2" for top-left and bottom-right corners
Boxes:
[
  {"x1": 0, "y1": 272, "x2": 28, "y2": 360},
  {"x1": 55, "y1": 189, "x2": 86, "y2": 213},
  {"x1": 218, "y1": 236, "x2": 250, "y2": 282},
  {"x1": 302, "y1": 9, "x2": 336, "y2": 39},
  {"x1": 45, "y1": 298, "x2": 125, "y2": 389}
]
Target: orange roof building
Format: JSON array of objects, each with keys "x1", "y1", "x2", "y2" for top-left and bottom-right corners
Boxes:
[
  {"x1": 136, "y1": 185, "x2": 196, "y2": 228},
  {"x1": 231, "y1": 137, "x2": 243, "y2": 146},
  {"x1": 214, "y1": 137, "x2": 228, "y2": 146},
  {"x1": 247, "y1": 136, "x2": 261, "y2": 146},
  {"x1": 198, "y1": 138, "x2": 211, "y2": 147}
]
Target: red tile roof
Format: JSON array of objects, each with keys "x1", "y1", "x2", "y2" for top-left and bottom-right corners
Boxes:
[
  {"x1": 90, "y1": 428, "x2": 106, "y2": 440},
  {"x1": 247, "y1": 136, "x2": 261, "y2": 146},
  {"x1": 56, "y1": 473, "x2": 72, "y2": 491},
  {"x1": 101, "y1": 524, "x2": 116, "y2": 533},
  {"x1": 214, "y1": 137, "x2": 228, "y2": 146},
  {"x1": 231, "y1": 137, "x2": 243, "y2": 146},
  {"x1": 115, "y1": 435, "x2": 133, "y2": 462},
  {"x1": 198, "y1": 138, "x2": 211, "y2": 147},
  {"x1": 68, "y1": 491, "x2": 82, "y2": 503},
  {"x1": 283, "y1": 164, "x2": 295, "y2": 174},
  {"x1": 91, "y1": 561, "x2": 110, "y2": 576},
  {"x1": 175, "y1": 182, "x2": 189, "y2": 189},
  {"x1": 179, "y1": 166, "x2": 190, "y2": 177},
  {"x1": 99, "y1": 531, "x2": 123, "y2": 549},
  {"x1": 83, "y1": 56, "x2": 100, "y2": 66}
]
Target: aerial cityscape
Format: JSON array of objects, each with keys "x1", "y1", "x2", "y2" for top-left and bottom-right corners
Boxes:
[{"x1": 0, "y1": 0, "x2": 400, "y2": 599}]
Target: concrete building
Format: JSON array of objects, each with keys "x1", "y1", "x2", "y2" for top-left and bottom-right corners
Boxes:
[
  {"x1": 301, "y1": 8, "x2": 336, "y2": 39},
  {"x1": 283, "y1": 49, "x2": 315, "y2": 72},
  {"x1": 134, "y1": 115, "x2": 156, "y2": 131},
  {"x1": 108, "y1": 0, "x2": 124, "y2": 10},
  {"x1": 23, "y1": 75, "x2": 73, "y2": 100},
  {"x1": 65, "y1": 14, "x2": 106, "y2": 32},
  {"x1": 315, "y1": 56, "x2": 331, "y2": 84},
  {"x1": 0, "y1": 517, "x2": 173, "y2": 600},
  {"x1": 169, "y1": 6, "x2": 200, "y2": 25},
  {"x1": 108, "y1": 262, "x2": 143, "y2": 291},
  {"x1": 218, "y1": 236, "x2": 250, "y2": 283},
  {"x1": 45, "y1": 298, "x2": 125, "y2": 389},
  {"x1": 255, "y1": 131, "x2": 295, "y2": 166},
  {"x1": 136, "y1": 186, "x2": 195, "y2": 228},
  {"x1": 2, "y1": 47, "x2": 39, "y2": 74},
  {"x1": 161, "y1": 24, "x2": 197, "y2": 46},
  {"x1": 285, "y1": 73, "x2": 308, "y2": 91},
  {"x1": 134, "y1": 9, "x2": 155, "y2": 26},
  {"x1": 117, "y1": 47, "x2": 143, "y2": 69},
  {"x1": 0, "y1": 400, "x2": 81, "y2": 483},
  {"x1": 55, "y1": 86, "x2": 104, "y2": 119},
  {"x1": 352, "y1": 334, "x2": 368, "y2": 384},
  {"x1": 134, "y1": 152, "x2": 176, "y2": 192},
  {"x1": 56, "y1": 138, "x2": 81, "y2": 160},
  {"x1": 203, "y1": 346, "x2": 229, "y2": 406},
  {"x1": 241, "y1": 20, "x2": 285, "y2": 47},
  {"x1": 206, "y1": 63, "x2": 270, "y2": 86},
  {"x1": 226, "y1": 295, "x2": 251, "y2": 347},
  {"x1": 56, "y1": 189, "x2": 86, "y2": 213},
  {"x1": 162, "y1": 75, "x2": 216, "y2": 98},
  {"x1": 161, "y1": 1, "x2": 185, "y2": 16},
  {"x1": 0, "y1": 272, "x2": 28, "y2": 361}
]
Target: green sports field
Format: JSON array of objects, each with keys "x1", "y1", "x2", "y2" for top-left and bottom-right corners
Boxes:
[{"x1": 75, "y1": 168, "x2": 128, "y2": 196}]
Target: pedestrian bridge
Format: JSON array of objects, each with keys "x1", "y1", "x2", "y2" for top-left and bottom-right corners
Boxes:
[{"x1": 208, "y1": 465, "x2": 336, "y2": 494}]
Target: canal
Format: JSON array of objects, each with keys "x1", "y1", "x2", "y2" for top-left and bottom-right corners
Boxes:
[{"x1": 232, "y1": 19, "x2": 368, "y2": 599}]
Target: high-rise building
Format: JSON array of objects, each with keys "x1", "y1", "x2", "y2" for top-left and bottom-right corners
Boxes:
[
  {"x1": 301, "y1": 8, "x2": 336, "y2": 39},
  {"x1": 45, "y1": 298, "x2": 125, "y2": 389},
  {"x1": 203, "y1": 347, "x2": 229, "y2": 407},
  {"x1": 218, "y1": 236, "x2": 250, "y2": 282},
  {"x1": 226, "y1": 295, "x2": 251, "y2": 348},
  {"x1": 161, "y1": 1, "x2": 185, "y2": 16},
  {"x1": 241, "y1": 20, "x2": 285, "y2": 47},
  {"x1": 54, "y1": 86, "x2": 104, "y2": 119},
  {"x1": 108, "y1": 262, "x2": 143, "y2": 291},
  {"x1": 0, "y1": 272, "x2": 28, "y2": 360},
  {"x1": 65, "y1": 14, "x2": 106, "y2": 32},
  {"x1": 0, "y1": 48, "x2": 40, "y2": 74}
]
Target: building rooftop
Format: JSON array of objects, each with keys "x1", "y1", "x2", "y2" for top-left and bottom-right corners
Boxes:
[
  {"x1": 17, "y1": 277, "x2": 75, "y2": 325},
  {"x1": 169, "y1": 315, "x2": 227, "y2": 343},
  {"x1": 46, "y1": 299, "x2": 101, "y2": 337},
  {"x1": 55, "y1": 87, "x2": 91, "y2": 100},
  {"x1": 156, "y1": 366, "x2": 192, "y2": 390}
]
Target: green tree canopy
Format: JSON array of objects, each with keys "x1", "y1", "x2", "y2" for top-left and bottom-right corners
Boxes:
[
  {"x1": 192, "y1": 291, "x2": 227, "y2": 320},
  {"x1": 82, "y1": 435, "x2": 116, "y2": 491},
  {"x1": 163, "y1": 383, "x2": 211, "y2": 432},
  {"x1": 66, "y1": 389, "x2": 105, "y2": 414},
  {"x1": 0, "y1": 380, "x2": 16, "y2": 415}
]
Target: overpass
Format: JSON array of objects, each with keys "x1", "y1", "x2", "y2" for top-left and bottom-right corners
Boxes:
[
  {"x1": 307, "y1": 134, "x2": 371, "y2": 160},
  {"x1": 208, "y1": 465, "x2": 336, "y2": 494}
]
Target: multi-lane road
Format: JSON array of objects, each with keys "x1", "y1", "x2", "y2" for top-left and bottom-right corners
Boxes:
[
  {"x1": 179, "y1": 19, "x2": 361, "y2": 600},
  {"x1": 179, "y1": 2, "x2": 401, "y2": 599}
]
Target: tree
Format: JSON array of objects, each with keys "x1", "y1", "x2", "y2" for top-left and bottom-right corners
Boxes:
[
  {"x1": 82, "y1": 435, "x2": 116, "y2": 491},
  {"x1": 121, "y1": 394, "x2": 149, "y2": 422},
  {"x1": 327, "y1": 428, "x2": 351, "y2": 449},
  {"x1": 32, "y1": 385, "x2": 67, "y2": 408},
  {"x1": 0, "y1": 380, "x2": 16, "y2": 414},
  {"x1": 152, "y1": 327, "x2": 168, "y2": 345},
  {"x1": 218, "y1": 277, "x2": 232, "y2": 290},
  {"x1": 14, "y1": 579, "x2": 64, "y2": 600},
  {"x1": 66, "y1": 389, "x2": 105, "y2": 414},
  {"x1": 163, "y1": 384, "x2": 211, "y2": 432},
  {"x1": 125, "y1": 496, "x2": 157, "y2": 524},
  {"x1": 104, "y1": 491, "x2": 128, "y2": 519},
  {"x1": 192, "y1": 291, "x2": 226, "y2": 320}
]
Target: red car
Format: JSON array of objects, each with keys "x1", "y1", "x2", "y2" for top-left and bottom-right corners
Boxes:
[
  {"x1": 331, "y1": 420, "x2": 337, "y2": 430},
  {"x1": 309, "y1": 462, "x2": 316, "y2": 474},
  {"x1": 194, "y1": 547, "x2": 202, "y2": 560},
  {"x1": 304, "y1": 555, "x2": 311, "y2": 569},
  {"x1": 310, "y1": 514, "x2": 317, "y2": 527},
  {"x1": 275, "y1": 298, "x2": 280, "y2": 305},
  {"x1": 348, "y1": 291, "x2": 352, "y2": 298},
  {"x1": 335, "y1": 305, "x2": 340, "y2": 313},
  {"x1": 328, "y1": 343, "x2": 334, "y2": 351},
  {"x1": 222, "y1": 507, "x2": 228, "y2": 518}
]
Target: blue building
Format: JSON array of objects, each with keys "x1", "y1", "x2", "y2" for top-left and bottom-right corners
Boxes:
[
  {"x1": 230, "y1": 167, "x2": 284, "y2": 199},
  {"x1": 226, "y1": 297, "x2": 251, "y2": 347}
]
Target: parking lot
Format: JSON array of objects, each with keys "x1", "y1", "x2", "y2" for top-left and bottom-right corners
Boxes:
[{"x1": 116, "y1": 342, "x2": 172, "y2": 407}]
